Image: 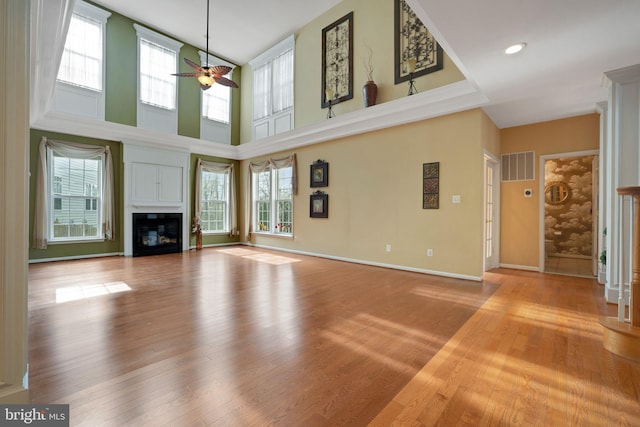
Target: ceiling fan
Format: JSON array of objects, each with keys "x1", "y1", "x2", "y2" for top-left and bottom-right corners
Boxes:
[{"x1": 172, "y1": 0, "x2": 238, "y2": 90}]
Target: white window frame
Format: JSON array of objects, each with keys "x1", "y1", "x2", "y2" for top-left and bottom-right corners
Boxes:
[
  {"x1": 134, "y1": 24, "x2": 183, "y2": 134},
  {"x1": 252, "y1": 166, "x2": 293, "y2": 235},
  {"x1": 199, "y1": 168, "x2": 230, "y2": 233},
  {"x1": 198, "y1": 51, "x2": 233, "y2": 144},
  {"x1": 52, "y1": 0, "x2": 111, "y2": 120},
  {"x1": 48, "y1": 148, "x2": 105, "y2": 243},
  {"x1": 249, "y1": 34, "x2": 295, "y2": 141}
]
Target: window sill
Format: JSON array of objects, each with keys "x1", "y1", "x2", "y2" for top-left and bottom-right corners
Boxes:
[
  {"x1": 48, "y1": 238, "x2": 105, "y2": 245},
  {"x1": 202, "y1": 231, "x2": 231, "y2": 236},
  {"x1": 252, "y1": 231, "x2": 293, "y2": 239}
]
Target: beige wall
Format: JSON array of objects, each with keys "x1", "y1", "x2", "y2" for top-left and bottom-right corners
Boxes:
[
  {"x1": 240, "y1": 109, "x2": 488, "y2": 279},
  {"x1": 500, "y1": 114, "x2": 600, "y2": 268},
  {"x1": 239, "y1": 0, "x2": 465, "y2": 143}
]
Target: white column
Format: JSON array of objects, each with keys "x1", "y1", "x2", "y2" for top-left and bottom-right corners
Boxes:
[
  {"x1": 0, "y1": 0, "x2": 30, "y2": 403},
  {"x1": 597, "y1": 102, "x2": 608, "y2": 284},
  {"x1": 603, "y1": 64, "x2": 640, "y2": 303}
]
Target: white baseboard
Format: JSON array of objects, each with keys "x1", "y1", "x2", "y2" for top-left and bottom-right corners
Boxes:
[
  {"x1": 189, "y1": 242, "x2": 241, "y2": 250},
  {"x1": 499, "y1": 263, "x2": 540, "y2": 272},
  {"x1": 243, "y1": 242, "x2": 483, "y2": 282},
  {"x1": 29, "y1": 252, "x2": 124, "y2": 263}
]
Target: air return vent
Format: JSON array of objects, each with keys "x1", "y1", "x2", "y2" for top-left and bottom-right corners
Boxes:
[{"x1": 501, "y1": 151, "x2": 535, "y2": 182}]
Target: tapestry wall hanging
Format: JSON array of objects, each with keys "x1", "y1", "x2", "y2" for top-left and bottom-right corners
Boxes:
[
  {"x1": 394, "y1": 0, "x2": 443, "y2": 84},
  {"x1": 423, "y1": 162, "x2": 439, "y2": 209},
  {"x1": 322, "y1": 12, "x2": 354, "y2": 108}
]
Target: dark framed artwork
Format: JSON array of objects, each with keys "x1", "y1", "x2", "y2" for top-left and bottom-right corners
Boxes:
[
  {"x1": 310, "y1": 191, "x2": 329, "y2": 218},
  {"x1": 321, "y1": 12, "x2": 354, "y2": 108},
  {"x1": 310, "y1": 160, "x2": 329, "y2": 188},
  {"x1": 394, "y1": 0, "x2": 443, "y2": 84},
  {"x1": 423, "y1": 162, "x2": 439, "y2": 209}
]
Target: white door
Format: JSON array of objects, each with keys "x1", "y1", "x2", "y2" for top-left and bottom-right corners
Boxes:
[{"x1": 484, "y1": 155, "x2": 500, "y2": 270}]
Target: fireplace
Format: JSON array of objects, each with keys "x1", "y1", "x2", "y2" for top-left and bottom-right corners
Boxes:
[{"x1": 132, "y1": 213, "x2": 182, "y2": 257}]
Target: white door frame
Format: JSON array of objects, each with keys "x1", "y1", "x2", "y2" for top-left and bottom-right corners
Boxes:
[
  {"x1": 539, "y1": 149, "x2": 599, "y2": 272},
  {"x1": 484, "y1": 151, "x2": 500, "y2": 271}
]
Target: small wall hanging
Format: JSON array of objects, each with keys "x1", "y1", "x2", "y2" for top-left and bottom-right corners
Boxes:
[
  {"x1": 310, "y1": 159, "x2": 329, "y2": 188},
  {"x1": 310, "y1": 191, "x2": 329, "y2": 218},
  {"x1": 394, "y1": 0, "x2": 443, "y2": 85},
  {"x1": 423, "y1": 162, "x2": 439, "y2": 209},
  {"x1": 322, "y1": 12, "x2": 354, "y2": 108}
]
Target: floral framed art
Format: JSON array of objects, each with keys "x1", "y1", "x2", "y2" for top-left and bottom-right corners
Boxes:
[
  {"x1": 322, "y1": 12, "x2": 354, "y2": 108},
  {"x1": 310, "y1": 160, "x2": 329, "y2": 188},
  {"x1": 310, "y1": 191, "x2": 329, "y2": 218},
  {"x1": 423, "y1": 162, "x2": 439, "y2": 209}
]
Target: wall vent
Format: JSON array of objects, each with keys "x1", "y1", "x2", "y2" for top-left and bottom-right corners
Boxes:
[{"x1": 501, "y1": 151, "x2": 535, "y2": 181}]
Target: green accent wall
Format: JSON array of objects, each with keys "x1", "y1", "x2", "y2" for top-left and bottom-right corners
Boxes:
[
  {"x1": 28, "y1": 130, "x2": 124, "y2": 261},
  {"x1": 189, "y1": 153, "x2": 241, "y2": 247},
  {"x1": 104, "y1": 11, "x2": 137, "y2": 126},
  {"x1": 98, "y1": 1, "x2": 241, "y2": 141}
]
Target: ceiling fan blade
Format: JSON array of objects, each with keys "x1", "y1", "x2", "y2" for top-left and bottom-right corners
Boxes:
[
  {"x1": 172, "y1": 72, "x2": 202, "y2": 77},
  {"x1": 183, "y1": 57, "x2": 204, "y2": 72},
  {"x1": 214, "y1": 76, "x2": 238, "y2": 88},
  {"x1": 209, "y1": 65, "x2": 232, "y2": 77}
]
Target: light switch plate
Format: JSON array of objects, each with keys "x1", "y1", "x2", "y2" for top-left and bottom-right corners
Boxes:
[{"x1": 452, "y1": 195, "x2": 461, "y2": 204}]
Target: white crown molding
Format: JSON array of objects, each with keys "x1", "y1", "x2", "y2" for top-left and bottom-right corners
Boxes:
[
  {"x1": 31, "y1": 79, "x2": 487, "y2": 161},
  {"x1": 604, "y1": 64, "x2": 640, "y2": 85}
]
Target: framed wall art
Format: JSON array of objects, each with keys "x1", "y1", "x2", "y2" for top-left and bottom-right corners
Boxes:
[
  {"x1": 310, "y1": 191, "x2": 329, "y2": 218},
  {"x1": 423, "y1": 162, "x2": 439, "y2": 209},
  {"x1": 394, "y1": 0, "x2": 443, "y2": 84},
  {"x1": 322, "y1": 12, "x2": 353, "y2": 108},
  {"x1": 310, "y1": 160, "x2": 329, "y2": 188}
]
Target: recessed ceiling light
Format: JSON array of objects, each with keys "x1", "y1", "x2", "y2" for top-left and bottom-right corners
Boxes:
[{"x1": 505, "y1": 43, "x2": 526, "y2": 55}]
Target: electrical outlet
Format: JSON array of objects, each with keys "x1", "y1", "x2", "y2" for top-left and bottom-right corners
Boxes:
[
  {"x1": 386, "y1": 244, "x2": 391, "y2": 252},
  {"x1": 452, "y1": 195, "x2": 461, "y2": 204},
  {"x1": 427, "y1": 248, "x2": 433, "y2": 256}
]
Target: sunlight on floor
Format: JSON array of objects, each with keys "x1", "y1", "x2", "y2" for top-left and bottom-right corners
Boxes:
[
  {"x1": 55, "y1": 281, "x2": 132, "y2": 303},
  {"x1": 218, "y1": 248, "x2": 301, "y2": 265}
]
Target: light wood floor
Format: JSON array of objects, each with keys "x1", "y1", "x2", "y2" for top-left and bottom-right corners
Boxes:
[{"x1": 28, "y1": 247, "x2": 639, "y2": 426}]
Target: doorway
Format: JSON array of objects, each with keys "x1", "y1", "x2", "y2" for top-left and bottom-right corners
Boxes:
[
  {"x1": 540, "y1": 151, "x2": 598, "y2": 277},
  {"x1": 484, "y1": 153, "x2": 500, "y2": 271}
]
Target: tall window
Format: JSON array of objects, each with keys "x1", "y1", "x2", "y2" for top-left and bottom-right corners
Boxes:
[
  {"x1": 249, "y1": 35, "x2": 295, "y2": 140},
  {"x1": 199, "y1": 51, "x2": 233, "y2": 144},
  {"x1": 53, "y1": 0, "x2": 110, "y2": 119},
  {"x1": 57, "y1": 13, "x2": 103, "y2": 90},
  {"x1": 200, "y1": 170, "x2": 229, "y2": 232},
  {"x1": 134, "y1": 24, "x2": 183, "y2": 133},
  {"x1": 139, "y1": 39, "x2": 177, "y2": 109},
  {"x1": 253, "y1": 166, "x2": 293, "y2": 234},
  {"x1": 49, "y1": 151, "x2": 103, "y2": 241}
]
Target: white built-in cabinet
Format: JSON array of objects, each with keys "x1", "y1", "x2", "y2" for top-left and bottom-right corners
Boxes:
[{"x1": 131, "y1": 162, "x2": 183, "y2": 205}]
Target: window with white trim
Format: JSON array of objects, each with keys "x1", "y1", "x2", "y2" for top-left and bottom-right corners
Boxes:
[
  {"x1": 253, "y1": 166, "x2": 293, "y2": 234},
  {"x1": 249, "y1": 35, "x2": 294, "y2": 140},
  {"x1": 53, "y1": 0, "x2": 110, "y2": 119},
  {"x1": 49, "y1": 150, "x2": 104, "y2": 241},
  {"x1": 199, "y1": 51, "x2": 233, "y2": 143},
  {"x1": 200, "y1": 169, "x2": 230, "y2": 232},
  {"x1": 134, "y1": 24, "x2": 183, "y2": 133}
]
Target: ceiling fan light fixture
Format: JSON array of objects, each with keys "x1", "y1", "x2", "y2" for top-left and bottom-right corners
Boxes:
[
  {"x1": 197, "y1": 74, "x2": 214, "y2": 89},
  {"x1": 505, "y1": 42, "x2": 526, "y2": 55}
]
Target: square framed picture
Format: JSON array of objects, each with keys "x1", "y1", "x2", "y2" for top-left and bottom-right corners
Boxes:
[
  {"x1": 310, "y1": 191, "x2": 329, "y2": 218},
  {"x1": 310, "y1": 160, "x2": 329, "y2": 187}
]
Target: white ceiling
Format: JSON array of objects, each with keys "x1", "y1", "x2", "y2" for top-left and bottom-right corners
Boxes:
[{"x1": 91, "y1": 0, "x2": 640, "y2": 129}]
